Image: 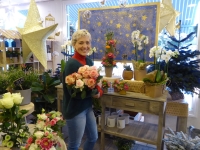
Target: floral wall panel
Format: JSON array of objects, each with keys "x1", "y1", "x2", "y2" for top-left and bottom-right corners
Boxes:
[{"x1": 79, "y1": 3, "x2": 160, "y2": 61}]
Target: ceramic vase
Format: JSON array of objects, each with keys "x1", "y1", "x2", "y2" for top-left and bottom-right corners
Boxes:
[{"x1": 105, "y1": 67, "x2": 113, "y2": 77}]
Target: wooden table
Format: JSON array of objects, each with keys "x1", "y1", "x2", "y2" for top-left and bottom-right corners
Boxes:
[
  {"x1": 55, "y1": 84, "x2": 63, "y2": 112},
  {"x1": 100, "y1": 91, "x2": 167, "y2": 150}
]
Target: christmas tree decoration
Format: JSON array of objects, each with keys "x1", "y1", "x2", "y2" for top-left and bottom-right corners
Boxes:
[
  {"x1": 17, "y1": 0, "x2": 58, "y2": 69},
  {"x1": 159, "y1": 0, "x2": 180, "y2": 36},
  {"x1": 165, "y1": 21, "x2": 200, "y2": 100}
]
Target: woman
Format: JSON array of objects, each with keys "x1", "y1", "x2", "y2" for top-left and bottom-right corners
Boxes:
[{"x1": 62, "y1": 29, "x2": 103, "y2": 150}]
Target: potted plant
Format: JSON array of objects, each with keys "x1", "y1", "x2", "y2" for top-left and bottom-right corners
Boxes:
[
  {"x1": 101, "y1": 31, "x2": 117, "y2": 77},
  {"x1": 131, "y1": 30, "x2": 150, "y2": 81},
  {"x1": 122, "y1": 65, "x2": 133, "y2": 80},
  {"x1": 31, "y1": 72, "x2": 61, "y2": 113},
  {"x1": 0, "y1": 92, "x2": 30, "y2": 149},
  {"x1": 113, "y1": 79, "x2": 129, "y2": 95},
  {"x1": 7, "y1": 67, "x2": 40, "y2": 105},
  {"x1": 143, "y1": 46, "x2": 179, "y2": 98},
  {"x1": 101, "y1": 79, "x2": 110, "y2": 93},
  {"x1": 113, "y1": 137, "x2": 135, "y2": 150}
]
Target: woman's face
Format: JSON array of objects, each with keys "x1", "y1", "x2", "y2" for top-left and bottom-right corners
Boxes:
[{"x1": 74, "y1": 36, "x2": 91, "y2": 56}]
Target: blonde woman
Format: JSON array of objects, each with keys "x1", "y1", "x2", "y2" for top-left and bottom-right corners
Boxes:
[{"x1": 62, "y1": 29, "x2": 103, "y2": 150}]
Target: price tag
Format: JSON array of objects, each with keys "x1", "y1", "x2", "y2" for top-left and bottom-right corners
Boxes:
[{"x1": 13, "y1": 77, "x2": 24, "y2": 90}]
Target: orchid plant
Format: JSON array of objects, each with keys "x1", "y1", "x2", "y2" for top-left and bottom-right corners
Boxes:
[
  {"x1": 131, "y1": 30, "x2": 149, "y2": 70},
  {"x1": 143, "y1": 46, "x2": 179, "y2": 84}
]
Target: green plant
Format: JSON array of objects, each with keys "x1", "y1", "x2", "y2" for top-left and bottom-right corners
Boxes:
[
  {"x1": 7, "y1": 67, "x2": 40, "y2": 90},
  {"x1": 31, "y1": 72, "x2": 60, "y2": 104},
  {"x1": 0, "y1": 72, "x2": 9, "y2": 95},
  {"x1": 0, "y1": 92, "x2": 30, "y2": 149},
  {"x1": 113, "y1": 137, "x2": 135, "y2": 150},
  {"x1": 123, "y1": 65, "x2": 132, "y2": 71},
  {"x1": 61, "y1": 59, "x2": 66, "y2": 73}
]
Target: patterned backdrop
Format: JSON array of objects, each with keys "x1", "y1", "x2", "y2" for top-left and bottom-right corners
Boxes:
[{"x1": 79, "y1": 3, "x2": 159, "y2": 61}]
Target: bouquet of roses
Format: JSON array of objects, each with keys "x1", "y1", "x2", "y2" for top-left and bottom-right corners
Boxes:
[{"x1": 65, "y1": 65, "x2": 102, "y2": 99}]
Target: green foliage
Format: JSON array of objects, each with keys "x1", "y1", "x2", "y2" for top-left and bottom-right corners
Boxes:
[
  {"x1": 61, "y1": 59, "x2": 66, "y2": 73},
  {"x1": 7, "y1": 68, "x2": 40, "y2": 90},
  {"x1": 31, "y1": 72, "x2": 61, "y2": 104},
  {"x1": 123, "y1": 65, "x2": 132, "y2": 71},
  {"x1": 113, "y1": 137, "x2": 135, "y2": 150},
  {"x1": 92, "y1": 98, "x2": 102, "y2": 112},
  {"x1": 0, "y1": 72, "x2": 9, "y2": 94},
  {"x1": 165, "y1": 24, "x2": 200, "y2": 97}
]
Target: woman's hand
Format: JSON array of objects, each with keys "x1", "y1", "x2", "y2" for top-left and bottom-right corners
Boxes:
[{"x1": 92, "y1": 92, "x2": 100, "y2": 99}]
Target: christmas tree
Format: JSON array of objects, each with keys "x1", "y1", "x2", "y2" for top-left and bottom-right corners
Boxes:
[{"x1": 164, "y1": 21, "x2": 200, "y2": 100}]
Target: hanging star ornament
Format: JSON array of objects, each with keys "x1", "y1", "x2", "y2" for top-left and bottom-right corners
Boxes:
[
  {"x1": 159, "y1": 0, "x2": 180, "y2": 36},
  {"x1": 17, "y1": 0, "x2": 58, "y2": 69}
]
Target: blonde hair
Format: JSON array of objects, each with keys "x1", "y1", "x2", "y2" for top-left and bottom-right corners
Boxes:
[{"x1": 71, "y1": 29, "x2": 91, "y2": 46}]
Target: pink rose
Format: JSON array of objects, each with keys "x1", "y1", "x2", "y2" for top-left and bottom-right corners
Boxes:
[
  {"x1": 102, "y1": 56, "x2": 106, "y2": 60},
  {"x1": 65, "y1": 75, "x2": 75, "y2": 85},
  {"x1": 50, "y1": 119, "x2": 57, "y2": 126},
  {"x1": 107, "y1": 53, "x2": 114, "y2": 58},
  {"x1": 83, "y1": 79, "x2": 88, "y2": 86},
  {"x1": 89, "y1": 66, "x2": 97, "y2": 70},
  {"x1": 82, "y1": 70, "x2": 90, "y2": 78},
  {"x1": 89, "y1": 70, "x2": 99, "y2": 79},
  {"x1": 87, "y1": 79, "x2": 96, "y2": 89},
  {"x1": 75, "y1": 73, "x2": 82, "y2": 79},
  {"x1": 27, "y1": 137, "x2": 33, "y2": 144},
  {"x1": 75, "y1": 79, "x2": 84, "y2": 89},
  {"x1": 78, "y1": 65, "x2": 89, "y2": 74}
]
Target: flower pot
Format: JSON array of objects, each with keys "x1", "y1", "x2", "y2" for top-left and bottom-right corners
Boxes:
[
  {"x1": 145, "y1": 84, "x2": 165, "y2": 98},
  {"x1": 14, "y1": 88, "x2": 32, "y2": 105},
  {"x1": 134, "y1": 69, "x2": 146, "y2": 81},
  {"x1": 103, "y1": 88, "x2": 108, "y2": 93},
  {"x1": 119, "y1": 90, "x2": 126, "y2": 95},
  {"x1": 105, "y1": 67, "x2": 113, "y2": 77},
  {"x1": 122, "y1": 70, "x2": 134, "y2": 80}
]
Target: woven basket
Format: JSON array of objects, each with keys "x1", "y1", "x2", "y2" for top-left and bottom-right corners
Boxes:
[{"x1": 124, "y1": 80, "x2": 145, "y2": 93}]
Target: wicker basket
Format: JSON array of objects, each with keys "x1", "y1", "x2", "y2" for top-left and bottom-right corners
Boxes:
[{"x1": 124, "y1": 80, "x2": 145, "y2": 93}]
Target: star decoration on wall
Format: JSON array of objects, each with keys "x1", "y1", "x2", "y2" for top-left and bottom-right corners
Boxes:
[
  {"x1": 142, "y1": 15, "x2": 147, "y2": 21},
  {"x1": 126, "y1": 34, "x2": 129, "y2": 37},
  {"x1": 129, "y1": 14, "x2": 132, "y2": 18},
  {"x1": 159, "y1": 0, "x2": 180, "y2": 36},
  {"x1": 110, "y1": 20, "x2": 113, "y2": 24},
  {"x1": 116, "y1": 23, "x2": 121, "y2": 28},
  {"x1": 133, "y1": 23, "x2": 136, "y2": 27},
  {"x1": 97, "y1": 22, "x2": 102, "y2": 26},
  {"x1": 17, "y1": 0, "x2": 57, "y2": 69}
]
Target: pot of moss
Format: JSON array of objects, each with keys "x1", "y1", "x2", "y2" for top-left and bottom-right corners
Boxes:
[
  {"x1": 113, "y1": 137, "x2": 135, "y2": 150},
  {"x1": 122, "y1": 65, "x2": 133, "y2": 80}
]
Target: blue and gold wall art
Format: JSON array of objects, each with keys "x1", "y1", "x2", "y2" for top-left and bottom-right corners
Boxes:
[{"x1": 79, "y1": 2, "x2": 160, "y2": 61}]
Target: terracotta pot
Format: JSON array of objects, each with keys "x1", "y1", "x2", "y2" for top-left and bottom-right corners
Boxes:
[
  {"x1": 134, "y1": 69, "x2": 146, "y2": 81},
  {"x1": 119, "y1": 90, "x2": 126, "y2": 95},
  {"x1": 122, "y1": 70, "x2": 134, "y2": 80},
  {"x1": 105, "y1": 67, "x2": 113, "y2": 77}
]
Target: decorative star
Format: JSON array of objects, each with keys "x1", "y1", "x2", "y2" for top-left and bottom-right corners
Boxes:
[
  {"x1": 116, "y1": 23, "x2": 121, "y2": 28},
  {"x1": 159, "y1": 0, "x2": 180, "y2": 36},
  {"x1": 97, "y1": 22, "x2": 102, "y2": 26},
  {"x1": 110, "y1": 20, "x2": 113, "y2": 24},
  {"x1": 133, "y1": 23, "x2": 136, "y2": 27},
  {"x1": 17, "y1": 0, "x2": 57, "y2": 69},
  {"x1": 142, "y1": 15, "x2": 147, "y2": 21},
  {"x1": 100, "y1": 50, "x2": 103, "y2": 53},
  {"x1": 125, "y1": 34, "x2": 129, "y2": 37},
  {"x1": 87, "y1": 21, "x2": 90, "y2": 24},
  {"x1": 129, "y1": 14, "x2": 132, "y2": 18}
]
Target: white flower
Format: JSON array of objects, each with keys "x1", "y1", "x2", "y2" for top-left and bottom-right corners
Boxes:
[
  {"x1": 3, "y1": 92, "x2": 12, "y2": 99},
  {"x1": 34, "y1": 131, "x2": 44, "y2": 139},
  {"x1": 12, "y1": 93, "x2": 23, "y2": 105},
  {"x1": 64, "y1": 40, "x2": 71, "y2": 46},
  {"x1": 37, "y1": 113, "x2": 48, "y2": 120},
  {"x1": 0, "y1": 97, "x2": 14, "y2": 109},
  {"x1": 36, "y1": 121, "x2": 45, "y2": 130},
  {"x1": 50, "y1": 146, "x2": 56, "y2": 150},
  {"x1": 29, "y1": 143, "x2": 38, "y2": 150}
]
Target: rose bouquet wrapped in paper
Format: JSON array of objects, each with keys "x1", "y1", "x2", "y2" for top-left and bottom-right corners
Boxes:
[{"x1": 65, "y1": 65, "x2": 102, "y2": 99}]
